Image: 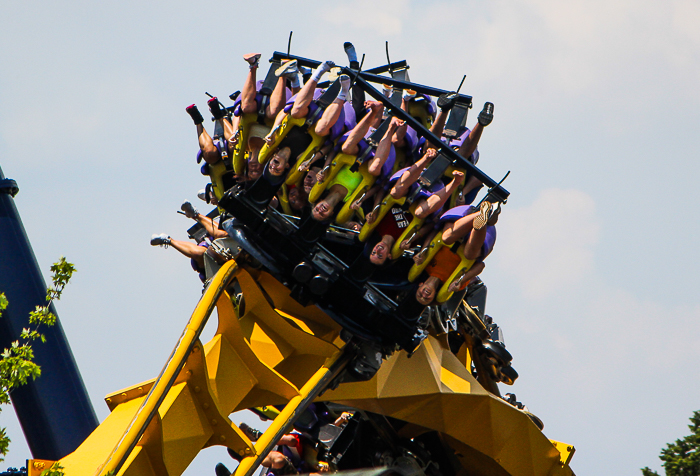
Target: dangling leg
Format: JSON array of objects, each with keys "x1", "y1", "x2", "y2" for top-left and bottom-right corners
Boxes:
[
  {"x1": 463, "y1": 227, "x2": 488, "y2": 260},
  {"x1": 187, "y1": 104, "x2": 220, "y2": 165},
  {"x1": 273, "y1": 59, "x2": 303, "y2": 108},
  {"x1": 290, "y1": 60, "x2": 335, "y2": 119},
  {"x1": 151, "y1": 234, "x2": 207, "y2": 269},
  {"x1": 367, "y1": 116, "x2": 402, "y2": 176},
  {"x1": 460, "y1": 200, "x2": 500, "y2": 257},
  {"x1": 314, "y1": 75, "x2": 350, "y2": 137},
  {"x1": 425, "y1": 110, "x2": 448, "y2": 150},
  {"x1": 441, "y1": 209, "x2": 481, "y2": 246},
  {"x1": 241, "y1": 53, "x2": 261, "y2": 115},
  {"x1": 340, "y1": 101, "x2": 384, "y2": 155},
  {"x1": 458, "y1": 102, "x2": 493, "y2": 160},
  {"x1": 196, "y1": 124, "x2": 216, "y2": 160},
  {"x1": 389, "y1": 148, "x2": 437, "y2": 199},
  {"x1": 219, "y1": 117, "x2": 235, "y2": 143},
  {"x1": 414, "y1": 170, "x2": 465, "y2": 218},
  {"x1": 267, "y1": 75, "x2": 290, "y2": 120}
]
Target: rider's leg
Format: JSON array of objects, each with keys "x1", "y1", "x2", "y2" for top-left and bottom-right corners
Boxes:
[
  {"x1": 240, "y1": 53, "x2": 261, "y2": 115},
  {"x1": 313, "y1": 75, "x2": 350, "y2": 137},
  {"x1": 427, "y1": 110, "x2": 447, "y2": 149},
  {"x1": 389, "y1": 149, "x2": 437, "y2": 199},
  {"x1": 367, "y1": 117, "x2": 400, "y2": 176},
  {"x1": 187, "y1": 105, "x2": 219, "y2": 164},
  {"x1": 290, "y1": 60, "x2": 334, "y2": 119},
  {"x1": 458, "y1": 124, "x2": 483, "y2": 161},
  {"x1": 414, "y1": 171, "x2": 465, "y2": 219},
  {"x1": 463, "y1": 225, "x2": 488, "y2": 260},
  {"x1": 267, "y1": 76, "x2": 289, "y2": 121},
  {"x1": 197, "y1": 125, "x2": 219, "y2": 165},
  {"x1": 441, "y1": 211, "x2": 479, "y2": 246},
  {"x1": 340, "y1": 101, "x2": 383, "y2": 155},
  {"x1": 169, "y1": 239, "x2": 207, "y2": 268},
  {"x1": 458, "y1": 102, "x2": 493, "y2": 160}
]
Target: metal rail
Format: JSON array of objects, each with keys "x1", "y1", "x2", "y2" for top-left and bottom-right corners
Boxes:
[
  {"x1": 95, "y1": 260, "x2": 240, "y2": 476},
  {"x1": 266, "y1": 51, "x2": 508, "y2": 201},
  {"x1": 347, "y1": 72, "x2": 509, "y2": 201}
]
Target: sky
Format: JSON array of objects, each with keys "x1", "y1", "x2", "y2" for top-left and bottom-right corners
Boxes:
[{"x1": 1, "y1": 0, "x2": 700, "y2": 475}]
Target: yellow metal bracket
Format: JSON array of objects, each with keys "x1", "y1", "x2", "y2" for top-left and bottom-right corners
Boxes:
[{"x1": 550, "y1": 440, "x2": 576, "y2": 466}]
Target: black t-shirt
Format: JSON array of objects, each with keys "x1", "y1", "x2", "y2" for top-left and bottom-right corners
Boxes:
[{"x1": 279, "y1": 127, "x2": 313, "y2": 162}]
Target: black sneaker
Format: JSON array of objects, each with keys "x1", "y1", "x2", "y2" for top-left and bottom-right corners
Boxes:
[
  {"x1": 208, "y1": 98, "x2": 226, "y2": 120},
  {"x1": 227, "y1": 447, "x2": 242, "y2": 462},
  {"x1": 215, "y1": 463, "x2": 231, "y2": 476},
  {"x1": 437, "y1": 92, "x2": 458, "y2": 112},
  {"x1": 186, "y1": 104, "x2": 204, "y2": 125},
  {"x1": 239, "y1": 422, "x2": 262, "y2": 442},
  {"x1": 344, "y1": 42, "x2": 360, "y2": 69},
  {"x1": 478, "y1": 102, "x2": 494, "y2": 126}
]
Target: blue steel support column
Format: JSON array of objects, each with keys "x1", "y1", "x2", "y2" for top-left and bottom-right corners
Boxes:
[{"x1": 0, "y1": 165, "x2": 98, "y2": 460}]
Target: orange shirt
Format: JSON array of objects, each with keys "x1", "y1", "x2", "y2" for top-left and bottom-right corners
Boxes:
[{"x1": 425, "y1": 247, "x2": 461, "y2": 283}]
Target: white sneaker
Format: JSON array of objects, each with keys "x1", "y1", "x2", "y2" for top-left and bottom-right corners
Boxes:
[
  {"x1": 275, "y1": 59, "x2": 298, "y2": 78},
  {"x1": 402, "y1": 89, "x2": 417, "y2": 101},
  {"x1": 181, "y1": 201, "x2": 199, "y2": 219},
  {"x1": 150, "y1": 234, "x2": 171, "y2": 247}
]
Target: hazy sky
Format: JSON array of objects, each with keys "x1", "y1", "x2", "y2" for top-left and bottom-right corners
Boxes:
[{"x1": 2, "y1": 1, "x2": 700, "y2": 475}]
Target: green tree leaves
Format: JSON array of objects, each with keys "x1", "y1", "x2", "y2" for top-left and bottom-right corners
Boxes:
[
  {"x1": 0, "y1": 257, "x2": 76, "y2": 464},
  {"x1": 642, "y1": 410, "x2": 700, "y2": 476}
]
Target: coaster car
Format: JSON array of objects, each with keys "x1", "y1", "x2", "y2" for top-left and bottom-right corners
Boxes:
[{"x1": 33, "y1": 51, "x2": 576, "y2": 476}]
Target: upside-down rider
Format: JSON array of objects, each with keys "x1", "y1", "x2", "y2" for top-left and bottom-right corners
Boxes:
[{"x1": 414, "y1": 200, "x2": 500, "y2": 305}]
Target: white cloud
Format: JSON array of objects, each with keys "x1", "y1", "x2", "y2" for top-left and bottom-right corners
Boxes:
[
  {"x1": 495, "y1": 188, "x2": 600, "y2": 299},
  {"x1": 588, "y1": 289, "x2": 700, "y2": 370},
  {"x1": 320, "y1": 0, "x2": 410, "y2": 37},
  {"x1": 397, "y1": 0, "x2": 700, "y2": 103}
]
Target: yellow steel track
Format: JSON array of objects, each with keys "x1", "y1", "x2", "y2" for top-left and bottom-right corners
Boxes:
[{"x1": 28, "y1": 261, "x2": 574, "y2": 476}]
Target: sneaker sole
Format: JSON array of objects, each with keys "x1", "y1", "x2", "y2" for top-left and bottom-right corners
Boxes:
[
  {"x1": 243, "y1": 53, "x2": 261, "y2": 64},
  {"x1": 473, "y1": 201, "x2": 491, "y2": 230},
  {"x1": 275, "y1": 60, "x2": 298, "y2": 77}
]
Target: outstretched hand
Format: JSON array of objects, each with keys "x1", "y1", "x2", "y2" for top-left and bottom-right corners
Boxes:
[
  {"x1": 365, "y1": 101, "x2": 384, "y2": 116},
  {"x1": 389, "y1": 116, "x2": 405, "y2": 130},
  {"x1": 424, "y1": 148, "x2": 438, "y2": 160}
]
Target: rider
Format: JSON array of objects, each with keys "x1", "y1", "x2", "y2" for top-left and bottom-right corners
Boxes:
[{"x1": 414, "y1": 200, "x2": 499, "y2": 305}]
